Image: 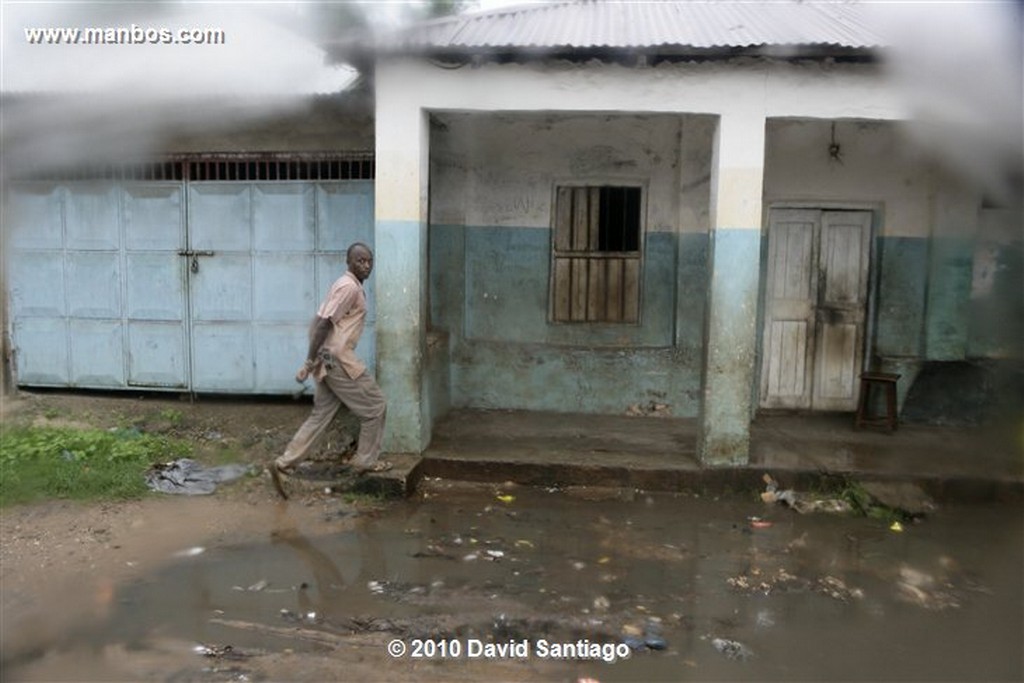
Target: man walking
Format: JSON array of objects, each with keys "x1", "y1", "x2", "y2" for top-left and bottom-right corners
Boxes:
[{"x1": 270, "y1": 242, "x2": 388, "y2": 499}]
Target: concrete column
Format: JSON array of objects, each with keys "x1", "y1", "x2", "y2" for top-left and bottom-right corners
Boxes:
[
  {"x1": 374, "y1": 74, "x2": 430, "y2": 453},
  {"x1": 699, "y1": 111, "x2": 766, "y2": 466}
]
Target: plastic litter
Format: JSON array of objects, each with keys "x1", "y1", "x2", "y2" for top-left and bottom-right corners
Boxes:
[
  {"x1": 145, "y1": 458, "x2": 250, "y2": 495},
  {"x1": 496, "y1": 494, "x2": 516, "y2": 504},
  {"x1": 644, "y1": 619, "x2": 667, "y2": 650},
  {"x1": 712, "y1": 637, "x2": 754, "y2": 660},
  {"x1": 761, "y1": 473, "x2": 853, "y2": 514}
]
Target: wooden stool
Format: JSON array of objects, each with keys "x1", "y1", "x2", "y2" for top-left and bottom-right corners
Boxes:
[{"x1": 855, "y1": 372, "x2": 901, "y2": 432}]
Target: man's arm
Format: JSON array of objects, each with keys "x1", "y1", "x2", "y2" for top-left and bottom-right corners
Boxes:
[
  {"x1": 305, "y1": 317, "x2": 333, "y2": 364},
  {"x1": 296, "y1": 317, "x2": 333, "y2": 382}
]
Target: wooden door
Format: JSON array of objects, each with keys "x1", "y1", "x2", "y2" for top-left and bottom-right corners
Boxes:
[{"x1": 760, "y1": 209, "x2": 871, "y2": 411}]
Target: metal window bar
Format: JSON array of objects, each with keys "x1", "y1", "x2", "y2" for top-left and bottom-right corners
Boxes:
[
  {"x1": 23, "y1": 154, "x2": 374, "y2": 182},
  {"x1": 552, "y1": 185, "x2": 642, "y2": 324}
]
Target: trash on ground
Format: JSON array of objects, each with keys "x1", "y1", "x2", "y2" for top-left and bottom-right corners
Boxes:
[
  {"x1": 815, "y1": 575, "x2": 864, "y2": 602},
  {"x1": 193, "y1": 644, "x2": 250, "y2": 660},
  {"x1": 890, "y1": 521, "x2": 904, "y2": 532},
  {"x1": 759, "y1": 474, "x2": 855, "y2": 515},
  {"x1": 145, "y1": 458, "x2": 250, "y2": 495},
  {"x1": 894, "y1": 563, "x2": 978, "y2": 611},
  {"x1": 712, "y1": 637, "x2": 754, "y2": 660},
  {"x1": 411, "y1": 543, "x2": 456, "y2": 560},
  {"x1": 644, "y1": 618, "x2": 667, "y2": 650},
  {"x1": 727, "y1": 566, "x2": 804, "y2": 595},
  {"x1": 173, "y1": 546, "x2": 205, "y2": 558},
  {"x1": 625, "y1": 401, "x2": 672, "y2": 417},
  {"x1": 496, "y1": 494, "x2": 516, "y2": 504}
]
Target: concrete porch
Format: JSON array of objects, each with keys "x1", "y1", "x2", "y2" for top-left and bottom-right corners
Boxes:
[{"x1": 418, "y1": 409, "x2": 1023, "y2": 502}]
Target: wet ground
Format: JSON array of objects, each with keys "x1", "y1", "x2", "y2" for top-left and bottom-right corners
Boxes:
[{"x1": 5, "y1": 480, "x2": 1022, "y2": 682}]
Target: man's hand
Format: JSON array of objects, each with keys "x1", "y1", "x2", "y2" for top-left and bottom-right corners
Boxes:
[{"x1": 295, "y1": 359, "x2": 314, "y2": 383}]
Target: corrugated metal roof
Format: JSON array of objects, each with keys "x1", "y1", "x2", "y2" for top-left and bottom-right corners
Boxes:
[{"x1": 369, "y1": 0, "x2": 884, "y2": 55}]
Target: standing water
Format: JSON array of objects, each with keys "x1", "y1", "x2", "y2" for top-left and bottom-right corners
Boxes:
[{"x1": 5, "y1": 481, "x2": 1023, "y2": 682}]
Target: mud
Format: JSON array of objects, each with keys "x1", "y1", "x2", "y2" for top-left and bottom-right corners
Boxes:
[
  {"x1": 2, "y1": 391, "x2": 1022, "y2": 681},
  {"x1": 4, "y1": 479, "x2": 1022, "y2": 682}
]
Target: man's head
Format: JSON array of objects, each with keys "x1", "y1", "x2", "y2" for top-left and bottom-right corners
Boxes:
[{"x1": 347, "y1": 243, "x2": 374, "y2": 282}]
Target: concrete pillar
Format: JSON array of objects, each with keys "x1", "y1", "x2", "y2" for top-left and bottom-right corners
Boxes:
[
  {"x1": 374, "y1": 74, "x2": 430, "y2": 453},
  {"x1": 699, "y1": 111, "x2": 766, "y2": 466}
]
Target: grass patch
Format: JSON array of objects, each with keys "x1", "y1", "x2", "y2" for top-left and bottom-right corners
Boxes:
[
  {"x1": 159, "y1": 408, "x2": 184, "y2": 426},
  {"x1": 0, "y1": 426, "x2": 192, "y2": 507}
]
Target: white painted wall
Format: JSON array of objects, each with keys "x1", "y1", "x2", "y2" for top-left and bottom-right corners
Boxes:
[
  {"x1": 764, "y1": 118, "x2": 945, "y2": 239},
  {"x1": 430, "y1": 112, "x2": 702, "y2": 233},
  {"x1": 377, "y1": 58, "x2": 910, "y2": 120}
]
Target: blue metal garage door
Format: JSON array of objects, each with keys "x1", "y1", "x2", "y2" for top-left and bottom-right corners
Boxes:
[{"x1": 5, "y1": 157, "x2": 375, "y2": 394}]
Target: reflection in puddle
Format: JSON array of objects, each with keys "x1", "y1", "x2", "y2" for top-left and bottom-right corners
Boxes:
[{"x1": 6, "y1": 484, "x2": 1023, "y2": 681}]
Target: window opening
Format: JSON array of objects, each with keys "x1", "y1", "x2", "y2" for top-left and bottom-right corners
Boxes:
[{"x1": 551, "y1": 185, "x2": 643, "y2": 323}]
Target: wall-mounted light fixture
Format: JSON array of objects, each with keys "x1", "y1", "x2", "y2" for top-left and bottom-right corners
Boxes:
[{"x1": 828, "y1": 121, "x2": 844, "y2": 164}]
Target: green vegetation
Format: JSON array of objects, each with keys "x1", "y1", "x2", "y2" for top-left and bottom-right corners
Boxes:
[
  {"x1": 838, "y1": 480, "x2": 910, "y2": 523},
  {"x1": 0, "y1": 426, "x2": 192, "y2": 507},
  {"x1": 159, "y1": 408, "x2": 184, "y2": 426}
]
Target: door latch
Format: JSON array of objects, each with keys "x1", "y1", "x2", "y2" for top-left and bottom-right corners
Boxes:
[{"x1": 178, "y1": 249, "x2": 215, "y2": 273}]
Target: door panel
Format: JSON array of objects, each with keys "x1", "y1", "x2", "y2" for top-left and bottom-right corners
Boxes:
[
  {"x1": 7, "y1": 185, "x2": 63, "y2": 249},
  {"x1": 127, "y1": 253, "x2": 185, "y2": 320},
  {"x1": 12, "y1": 318, "x2": 68, "y2": 385},
  {"x1": 191, "y1": 324, "x2": 253, "y2": 392},
  {"x1": 761, "y1": 209, "x2": 871, "y2": 411},
  {"x1": 67, "y1": 252, "x2": 120, "y2": 318},
  {"x1": 9, "y1": 251, "x2": 65, "y2": 318},
  {"x1": 759, "y1": 210, "x2": 818, "y2": 409},
  {"x1": 65, "y1": 184, "x2": 119, "y2": 250},
  {"x1": 123, "y1": 183, "x2": 188, "y2": 388},
  {"x1": 70, "y1": 319, "x2": 124, "y2": 387},
  {"x1": 127, "y1": 322, "x2": 187, "y2": 387},
  {"x1": 254, "y1": 185, "x2": 315, "y2": 251},
  {"x1": 189, "y1": 185, "x2": 251, "y2": 251},
  {"x1": 766, "y1": 319, "x2": 809, "y2": 400},
  {"x1": 812, "y1": 211, "x2": 871, "y2": 410},
  {"x1": 190, "y1": 254, "x2": 253, "y2": 322}
]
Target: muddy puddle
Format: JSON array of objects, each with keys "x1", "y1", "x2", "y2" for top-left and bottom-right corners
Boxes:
[{"x1": 6, "y1": 482, "x2": 1023, "y2": 682}]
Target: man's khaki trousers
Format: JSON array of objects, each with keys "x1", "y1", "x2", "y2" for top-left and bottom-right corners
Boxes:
[{"x1": 276, "y1": 366, "x2": 386, "y2": 471}]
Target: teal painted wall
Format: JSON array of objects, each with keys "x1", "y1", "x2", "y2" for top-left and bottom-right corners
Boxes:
[
  {"x1": 925, "y1": 236, "x2": 974, "y2": 360},
  {"x1": 876, "y1": 237, "x2": 928, "y2": 358},
  {"x1": 967, "y1": 239, "x2": 1024, "y2": 359},
  {"x1": 699, "y1": 227, "x2": 761, "y2": 466},
  {"x1": 376, "y1": 217, "x2": 429, "y2": 452},
  {"x1": 875, "y1": 235, "x2": 1021, "y2": 363},
  {"x1": 428, "y1": 224, "x2": 708, "y2": 416}
]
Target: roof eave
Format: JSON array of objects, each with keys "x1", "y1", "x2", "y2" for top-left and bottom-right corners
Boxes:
[{"x1": 327, "y1": 43, "x2": 880, "y2": 67}]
